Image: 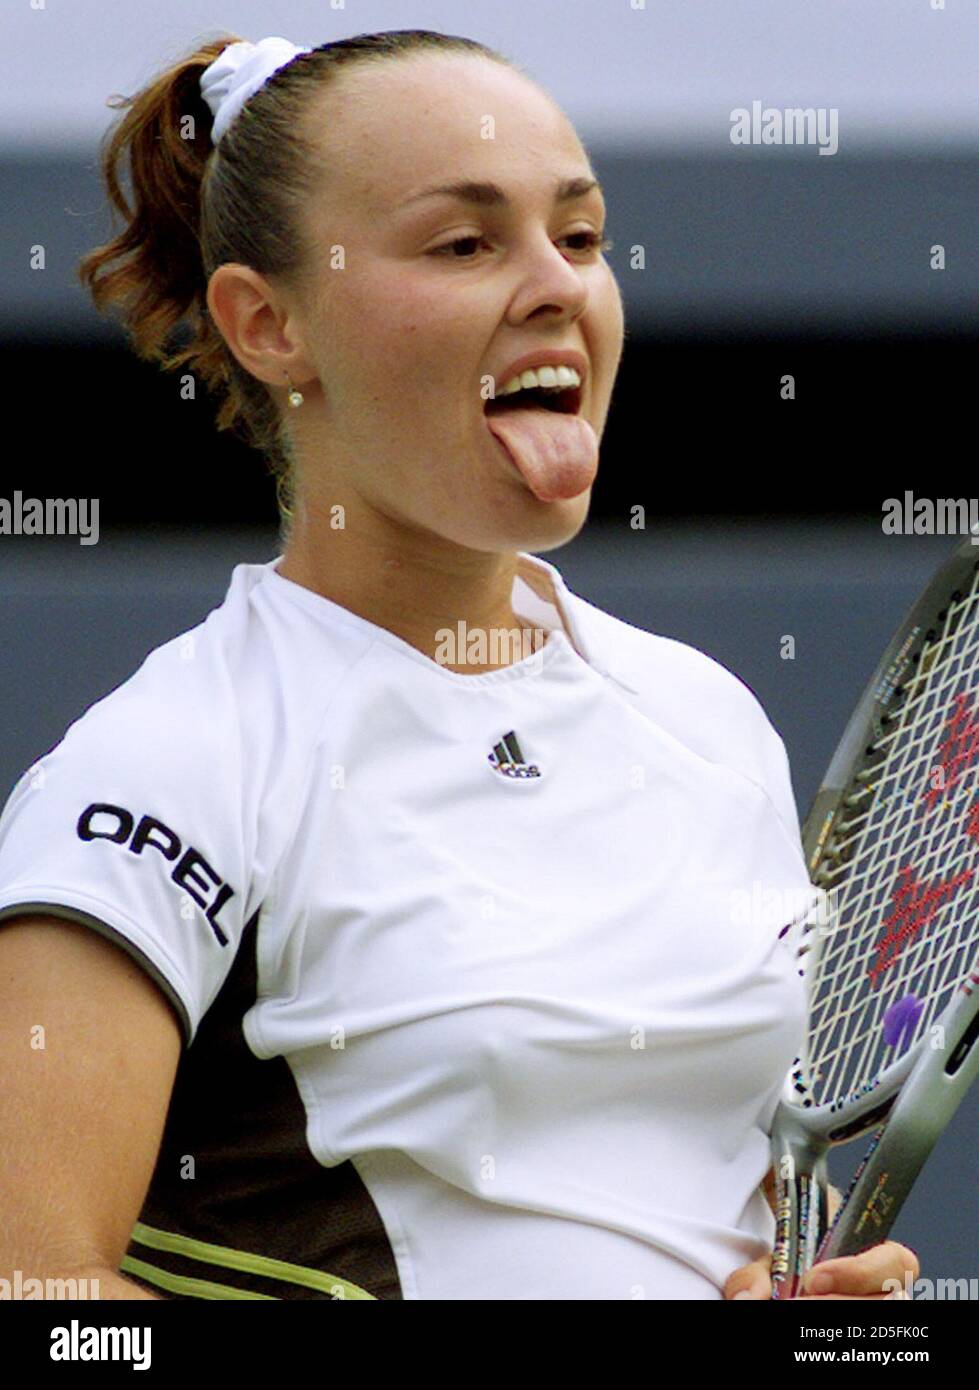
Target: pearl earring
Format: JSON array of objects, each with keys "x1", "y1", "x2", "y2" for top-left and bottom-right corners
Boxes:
[{"x1": 284, "y1": 372, "x2": 304, "y2": 408}]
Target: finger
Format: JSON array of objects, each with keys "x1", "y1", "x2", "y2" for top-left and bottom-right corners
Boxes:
[
  {"x1": 724, "y1": 1255, "x2": 772, "y2": 1301},
  {"x1": 801, "y1": 1242, "x2": 919, "y2": 1298},
  {"x1": 796, "y1": 1291, "x2": 907, "y2": 1301}
]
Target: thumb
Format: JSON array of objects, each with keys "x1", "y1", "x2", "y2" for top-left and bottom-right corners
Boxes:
[{"x1": 723, "y1": 1253, "x2": 772, "y2": 1301}]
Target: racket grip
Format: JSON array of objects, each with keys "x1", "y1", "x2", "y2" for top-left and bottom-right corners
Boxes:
[{"x1": 769, "y1": 1125, "x2": 830, "y2": 1300}]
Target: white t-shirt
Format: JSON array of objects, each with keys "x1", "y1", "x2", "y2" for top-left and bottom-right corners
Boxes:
[{"x1": 0, "y1": 551, "x2": 813, "y2": 1300}]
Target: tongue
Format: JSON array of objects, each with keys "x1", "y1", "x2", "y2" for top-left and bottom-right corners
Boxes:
[{"x1": 486, "y1": 406, "x2": 598, "y2": 502}]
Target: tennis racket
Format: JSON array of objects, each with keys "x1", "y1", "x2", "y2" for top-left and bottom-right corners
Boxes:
[{"x1": 770, "y1": 533, "x2": 979, "y2": 1300}]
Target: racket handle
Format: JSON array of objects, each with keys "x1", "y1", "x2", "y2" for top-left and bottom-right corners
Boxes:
[{"x1": 769, "y1": 1126, "x2": 830, "y2": 1300}]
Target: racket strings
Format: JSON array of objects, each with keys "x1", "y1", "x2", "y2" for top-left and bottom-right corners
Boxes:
[
  {"x1": 812, "y1": 647, "x2": 977, "y2": 1093},
  {"x1": 814, "y1": 648, "x2": 977, "y2": 1092},
  {"x1": 800, "y1": 568, "x2": 979, "y2": 1109},
  {"x1": 822, "y1": 654, "x2": 969, "y2": 835}
]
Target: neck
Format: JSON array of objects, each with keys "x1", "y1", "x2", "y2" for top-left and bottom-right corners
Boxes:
[{"x1": 277, "y1": 493, "x2": 544, "y2": 674}]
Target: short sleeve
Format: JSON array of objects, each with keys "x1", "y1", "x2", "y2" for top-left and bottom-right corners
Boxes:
[
  {"x1": 749, "y1": 708, "x2": 806, "y2": 860},
  {"x1": 0, "y1": 658, "x2": 253, "y2": 1048}
]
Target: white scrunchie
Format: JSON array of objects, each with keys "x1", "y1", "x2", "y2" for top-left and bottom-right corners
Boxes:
[{"x1": 200, "y1": 36, "x2": 313, "y2": 145}]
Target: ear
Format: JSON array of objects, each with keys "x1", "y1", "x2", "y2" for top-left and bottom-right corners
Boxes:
[{"x1": 206, "y1": 263, "x2": 316, "y2": 386}]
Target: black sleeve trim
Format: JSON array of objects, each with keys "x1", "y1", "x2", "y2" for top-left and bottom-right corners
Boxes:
[{"x1": 0, "y1": 902, "x2": 193, "y2": 1048}]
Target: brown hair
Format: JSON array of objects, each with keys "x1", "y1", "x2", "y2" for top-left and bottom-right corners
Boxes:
[{"x1": 77, "y1": 30, "x2": 516, "y2": 538}]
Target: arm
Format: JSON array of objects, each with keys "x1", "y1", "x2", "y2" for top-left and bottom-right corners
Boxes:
[{"x1": 0, "y1": 916, "x2": 182, "y2": 1298}]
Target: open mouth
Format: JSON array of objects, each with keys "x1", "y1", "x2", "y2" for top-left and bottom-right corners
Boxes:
[
  {"x1": 484, "y1": 384, "x2": 583, "y2": 417},
  {"x1": 482, "y1": 376, "x2": 598, "y2": 502}
]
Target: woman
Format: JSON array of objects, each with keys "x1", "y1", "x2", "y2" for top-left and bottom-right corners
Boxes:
[{"x1": 0, "y1": 28, "x2": 916, "y2": 1301}]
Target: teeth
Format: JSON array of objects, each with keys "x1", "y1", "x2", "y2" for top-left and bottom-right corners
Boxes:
[{"x1": 497, "y1": 365, "x2": 582, "y2": 397}]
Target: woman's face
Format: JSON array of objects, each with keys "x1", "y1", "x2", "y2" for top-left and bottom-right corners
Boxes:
[{"x1": 289, "y1": 51, "x2": 625, "y2": 554}]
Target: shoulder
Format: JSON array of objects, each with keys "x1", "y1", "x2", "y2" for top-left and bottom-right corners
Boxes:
[
  {"x1": 0, "y1": 560, "x2": 345, "y2": 1046},
  {"x1": 3, "y1": 557, "x2": 376, "y2": 882},
  {"x1": 53, "y1": 558, "x2": 356, "y2": 786},
  {"x1": 570, "y1": 592, "x2": 779, "y2": 743},
  {"x1": 566, "y1": 591, "x2": 803, "y2": 844},
  {"x1": 50, "y1": 570, "x2": 255, "y2": 802}
]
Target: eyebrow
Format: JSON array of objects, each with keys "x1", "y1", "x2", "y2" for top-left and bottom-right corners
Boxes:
[{"x1": 398, "y1": 176, "x2": 603, "y2": 210}]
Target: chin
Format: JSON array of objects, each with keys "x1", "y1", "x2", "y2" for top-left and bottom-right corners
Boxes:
[
  {"x1": 492, "y1": 489, "x2": 593, "y2": 554},
  {"x1": 532, "y1": 498, "x2": 592, "y2": 550}
]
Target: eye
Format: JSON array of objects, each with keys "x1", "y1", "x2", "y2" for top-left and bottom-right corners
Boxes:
[
  {"x1": 562, "y1": 230, "x2": 614, "y2": 255},
  {"x1": 432, "y1": 235, "x2": 485, "y2": 258}
]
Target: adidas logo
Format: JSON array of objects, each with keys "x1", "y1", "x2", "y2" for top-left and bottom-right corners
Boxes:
[{"x1": 487, "y1": 730, "x2": 541, "y2": 779}]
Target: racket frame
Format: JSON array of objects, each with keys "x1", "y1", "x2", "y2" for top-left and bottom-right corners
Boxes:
[{"x1": 769, "y1": 536, "x2": 979, "y2": 1299}]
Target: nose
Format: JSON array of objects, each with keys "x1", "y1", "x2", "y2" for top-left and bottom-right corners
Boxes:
[{"x1": 507, "y1": 230, "x2": 590, "y2": 323}]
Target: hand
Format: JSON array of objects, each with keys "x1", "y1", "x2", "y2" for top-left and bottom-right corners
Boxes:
[{"x1": 723, "y1": 1242, "x2": 920, "y2": 1300}]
